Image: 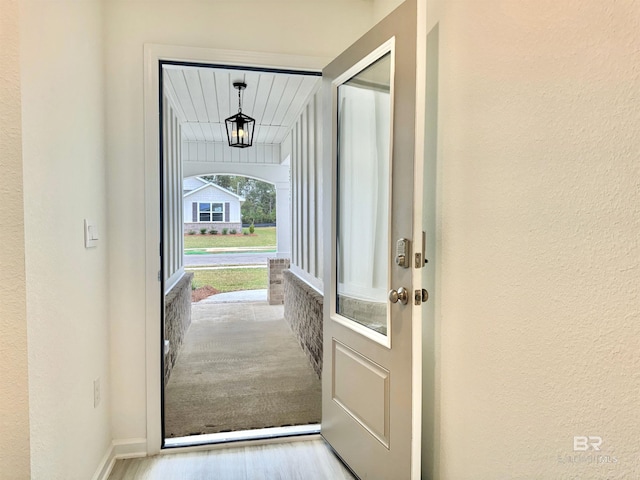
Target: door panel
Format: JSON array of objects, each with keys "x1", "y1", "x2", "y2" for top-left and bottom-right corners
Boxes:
[
  {"x1": 332, "y1": 340, "x2": 390, "y2": 446},
  {"x1": 322, "y1": 0, "x2": 418, "y2": 478}
]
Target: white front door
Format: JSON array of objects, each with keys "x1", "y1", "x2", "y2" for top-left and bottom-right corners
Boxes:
[{"x1": 321, "y1": 0, "x2": 421, "y2": 478}]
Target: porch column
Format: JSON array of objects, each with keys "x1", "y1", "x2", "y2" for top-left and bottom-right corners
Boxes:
[{"x1": 275, "y1": 180, "x2": 291, "y2": 258}]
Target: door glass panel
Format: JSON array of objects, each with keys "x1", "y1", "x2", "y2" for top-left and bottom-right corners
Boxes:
[{"x1": 336, "y1": 52, "x2": 392, "y2": 336}]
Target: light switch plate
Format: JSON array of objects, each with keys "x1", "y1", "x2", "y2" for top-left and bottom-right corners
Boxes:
[{"x1": 84, "y1": 219, "x2": 98, "y2": 248}]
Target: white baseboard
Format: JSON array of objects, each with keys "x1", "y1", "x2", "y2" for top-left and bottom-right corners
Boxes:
[
  {"x1": 92, "y1": 438, "x2": 147, "y2": 480},
  {"x1": 113, "y1": 438, "x2": 148, "y2": 459}
]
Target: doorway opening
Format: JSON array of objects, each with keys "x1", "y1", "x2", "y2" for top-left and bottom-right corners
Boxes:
[
  {"x1": 185, "y1": 174, "x2": 276, "y2": 305},
  {"x1": 158, "y1": 60, "x2": 324, "y2": 448}
]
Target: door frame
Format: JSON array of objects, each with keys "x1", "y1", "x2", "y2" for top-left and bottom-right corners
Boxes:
[{"x1": 143, "y1": 44, "x2": 329, "y2": 455}]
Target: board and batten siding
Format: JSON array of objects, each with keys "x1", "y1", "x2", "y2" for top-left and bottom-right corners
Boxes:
[
  {"x1": 182, "y1": 141, "x2": 281, "y2": 165},
  {"x1": 183, "y1": 185, "x2": 242, "y2": 223},
  {"x1": 285, "y1": 91, "x2": 323, "y2": 292},
  {"x1": 163, "y1": 96, "x2": 184, "y2": 291}
]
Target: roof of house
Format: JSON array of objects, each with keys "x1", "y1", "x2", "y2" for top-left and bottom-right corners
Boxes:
[
  {"x1": 183, "y1": 177, "x2": 245, "y2": 202},
  {"x1": 183, "y1": 176, "x2": 207, "y2": 194}
]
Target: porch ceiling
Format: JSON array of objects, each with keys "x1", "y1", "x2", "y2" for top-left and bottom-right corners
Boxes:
[{"x1": 163, "y1": 65, "x2": 320, "y2": 146}]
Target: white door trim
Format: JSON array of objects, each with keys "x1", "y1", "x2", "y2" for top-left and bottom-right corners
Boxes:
[
  {"x1": 412, "y1": 0, "x2": 427, "y2": 476},
  {"x1": 143, "y1": 44, "x2": 329, "y2": 455}
]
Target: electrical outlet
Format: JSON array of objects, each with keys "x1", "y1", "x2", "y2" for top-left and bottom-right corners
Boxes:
[{"x1": 94, "y1": 378, "x2": 101, "y2": 408}]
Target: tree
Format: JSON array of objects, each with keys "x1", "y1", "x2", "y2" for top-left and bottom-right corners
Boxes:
[{"x1": 202, "y1": 175, "x2": 276, "y2": 225}]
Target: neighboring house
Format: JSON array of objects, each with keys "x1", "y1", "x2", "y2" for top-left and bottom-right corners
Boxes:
[{"x1": 183, "y1": 177, "x2": 245, "y2": 233}]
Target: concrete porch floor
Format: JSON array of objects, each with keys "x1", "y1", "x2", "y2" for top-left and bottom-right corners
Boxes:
[{"x1": 163, "y1": 291, "x2": 321, "y2": 439}]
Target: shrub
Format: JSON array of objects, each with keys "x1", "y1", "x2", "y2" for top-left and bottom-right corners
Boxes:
[
  {"x1": 222, "y1": 228, "x2": 228, "y2": 235},
  {"x1": 249, "y1": 222, "x2": 255, "y2": 234},
  {"x1": 230, "y1": 228, "x2": 237, "y2": 235},
  {"x1": 243, "y1": 229, "x2": 249, "y2": 235},
  {"x1": 209, "y1": 229, "x2": 217, "y2": 235},
  {"x1": 188, "y1": 230, "x2": 196, "y2": 235},
  {"x1": 200, "y1": 228, "x2": 207, "y2": 235}
]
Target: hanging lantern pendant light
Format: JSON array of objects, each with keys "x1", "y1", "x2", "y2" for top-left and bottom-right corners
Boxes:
[{"x1": 225, "y1": 82, "x2": 255, "y2": 148}]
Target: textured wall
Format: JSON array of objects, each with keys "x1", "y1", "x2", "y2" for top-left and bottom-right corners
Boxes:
[
  {"x1": 0, "y1": 1, "x2": 31, "y2": 477},
  {"x1": 20, "y1": 1, "x2": 111, "y2": 478},
  {"x1": 372, "y1": 0, "x2": 404, "y2": 23},
  {"x1": 283, "y1": 270, "x2": 323, "y2": 378},
  {"x1": 432, "y1": 1, "x2": 640, "y2": 478},
  {"x1": 164, "y1": 273, "x2": 193, "y2": 385}
]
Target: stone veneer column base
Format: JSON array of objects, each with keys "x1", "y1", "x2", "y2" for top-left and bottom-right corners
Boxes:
[
  {"x1": 164, "y1": 272, "x2": 193, "y2": 386},
  {"x1": 268, "y1": 258, "x2": 290, "y2": 305},
  {"x1": 283, "y1": 270, "x2": 323, "y2": 379}
]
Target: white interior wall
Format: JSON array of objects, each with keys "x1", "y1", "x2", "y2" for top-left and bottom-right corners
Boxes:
[
  {"x1": 0, "y1": 1, "x2": 31, "y2": 477},
  {"x1": 430, "y1": 0, "x2": 640, "y2": 478},
  {"x1": 19, "y1": 1, "x2": 111, "y2": 479},
  {"x1": 105, "y1": 0, "x2": 374, "y2": 444},
  {"x1": 372, "y1": 0, "x2": 405, "y2": 23}
]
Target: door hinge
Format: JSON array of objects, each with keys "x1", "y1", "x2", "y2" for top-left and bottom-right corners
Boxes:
[
  {"x1": 414, "y1": 289, "x2": 429, "y2": 305},
  {"x1": 158, "y1": 270, "x2": 162, "y2": 282}
]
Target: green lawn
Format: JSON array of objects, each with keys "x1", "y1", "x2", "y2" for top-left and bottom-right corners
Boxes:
[
  {"x1": 191, "y1": 268, "x2": 267, "y2": 293},
  {"x1": 184, "y1": 226, "x2": 276, "y2": 249}
]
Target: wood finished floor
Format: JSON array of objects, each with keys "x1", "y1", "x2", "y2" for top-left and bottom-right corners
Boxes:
[{"x1": 107, "y1": 438, "x2": 357, "y2": 480}]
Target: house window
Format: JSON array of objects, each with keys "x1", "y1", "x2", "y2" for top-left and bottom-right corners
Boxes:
[{"x1": 198, "y1": 202, "x2": 224, "y2": 222}]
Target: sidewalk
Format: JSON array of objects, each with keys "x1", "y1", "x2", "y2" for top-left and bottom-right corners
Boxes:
[
  {"x1": 183, "y1": 251, "x2": 274, "y2": 268},
  {"x1": 196, "y1": 289, "x2": 267, "y2": 304},
  {"x1": 184, "y1": 246, "x2": 276, "y2": 253}
]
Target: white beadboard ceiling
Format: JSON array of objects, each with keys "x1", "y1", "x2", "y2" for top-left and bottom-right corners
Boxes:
[{"x1": 163, "y1": 64, "x2": 321, "y2": 145}]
